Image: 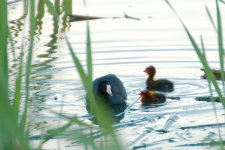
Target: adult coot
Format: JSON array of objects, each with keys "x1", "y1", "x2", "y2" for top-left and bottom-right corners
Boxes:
[{"x1": 86, "y1": 74, "x2": 127, "y2": 118}]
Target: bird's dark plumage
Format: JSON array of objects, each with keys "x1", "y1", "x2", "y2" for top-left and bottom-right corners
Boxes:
[
  {"x1": 144, "y1": 65, "x2": 174, "y2": 92},
  {"x1": 92, "y1": 74, "x2": 127, "y2": 105},
  {"x1": 86, "y1": 74, "x2": 127, "y2": 115},
  {"x1": 139, "y1": 90, "x2": 166, "y2": 106}
]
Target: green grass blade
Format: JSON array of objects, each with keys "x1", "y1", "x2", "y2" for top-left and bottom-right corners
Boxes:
[
  {"x1": 36, "y1": 0, "x2": 45, "y2": 25},
  {"x1": 0, "y1": 0, "x2": 30, "y2": 149},
  {"x1": 201, "y1": 37, "x2": 223, "y2": 143},
  {"x1": 219, "y1": 0, "x2": 225, "y2": 4},
  {"x1": 200, "y1": 36, "x2": 206, "y2": 57},
  {"x1": 65, "y1": 40, "x2": 116, "y2": 131},
  {"x1": 201, "y1": 37, "x2": 215, "y2": 99},
  {"x1": 45, "y1": 0, "x2": 58, "y2": 18},
  {"x1": 55, "y1": 0, "x2": 61, "y2": 15},
  {"x1": 8, "y1": 28, "x2": 16, "y2": 60},
  {"x1": 216, "y1": 0, "x2": 225, "y2": 93},
  {"x1": 86, "y1": 22, "x2": 93, "y2": 82},
  {"x1": 0, "y1": 2, "x2": 12, "y2": 148},
  {"x1": 0, "y1": 0, "x2": 9, "y2": 102},
  {"x1": 66, "y1": 39, "x2": 89, "y2": 86},
  {"x1": 165, "y1": 0, "x2": 225, "y2": 107},
  {"x1": 82, "y1": 0, "x2": 93, "y2": 81},
  {"x1": 12, "y1": 11, "x2": 28, "y2": 121},
  {"x1": 12, "y1": 0, "x2": 29, "y2": 120},
  {"x1": 64, "y1": 0, "x2": 72, "y2": 15},
  {"x1": 41, "y1": 121, "x2": 72, "y2": 145},
  {"x1": 52, "y1": 113, "x2": 99, "y2": 129},
  {"x1": 12, "y1": 45, "x2": 24, "y2": 118},
  {"x1": 20, "y1": 0, "x2": 36, "y2": 133},
  {"x1": 183, "y1": 17, "x2": 225, "y2": 108},
  {"x1": 205, "y1": 6, "x2": 217, "y2": 32}
]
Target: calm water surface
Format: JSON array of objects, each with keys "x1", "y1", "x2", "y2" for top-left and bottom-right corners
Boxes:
[{"x1": 8, "y1": 0, "x2": 225, "y2": 149}]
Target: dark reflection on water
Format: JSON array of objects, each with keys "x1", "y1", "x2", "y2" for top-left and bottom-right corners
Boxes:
[
  {"x1": 8, "y1": 0, "x2": 75, "y2": 128},
  {"x1": 10, "y1": 18, "x2": 23, "y2": 39},
  {"x1": 35, "y1": 0, "x2": 45, "y2": 40},
  {"x1": 86, "y1": 102, "x2": 127, "y2": 124},
  {"x1": 31, "y1": 0, "x2": 72, "y2": 103}
]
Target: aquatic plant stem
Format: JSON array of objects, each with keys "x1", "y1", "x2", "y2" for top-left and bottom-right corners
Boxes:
[
  {"x1": 216, "y1": 0, "x2": 225, "y2": 95},
  {"x1": 201, "y1": 37, "x2": 223, "y2": 144},
  {"x1": 205, "y1": 6, "x2": 217, "y2": 32},
  {"x1": 82, "y1": 0, "x2": 93, "y2": 82},
  {"x1": 86, "y1": 22, "x2": 92, "y2": 82},
  {"x1": 0, "y1": 0, "x2": 30, "y2": 149},
  {"x1": 20, "y1": 0, "x2": 36, "y2": 134},
  {"x1": 0, "y1": 3, "x2": 12, "y2": 149},
  {"x1": 12, "y1": 1, "x2": 29, "y2": 121},
  {"x1": 219, "y1": 0, "x2": 225, "y2": 4},
  {"x1": 0, "y1": 0, "x2": 9, "y2": 102}
]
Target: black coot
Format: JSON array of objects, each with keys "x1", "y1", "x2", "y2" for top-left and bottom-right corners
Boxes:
[{"x1": 86, "y1": 74, "x2": 127, "y2": 122}]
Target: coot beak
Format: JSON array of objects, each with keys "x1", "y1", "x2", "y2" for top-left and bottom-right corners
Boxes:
[
  {"x1": 144, "y1": 69, "x2": 150, "y2": 74},
  {"x1": 106, "y1": 84, "x2": 113, "y2": 96},
  {"x1": 138, "y1": 92, "x2": 143, "y2": 98}
]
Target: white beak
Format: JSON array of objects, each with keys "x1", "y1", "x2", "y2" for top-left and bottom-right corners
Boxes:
[{"x1": 106, "y1": 84, "x2": 113, "y2": 96}]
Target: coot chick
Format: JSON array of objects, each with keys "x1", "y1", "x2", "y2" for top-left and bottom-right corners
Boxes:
[
  {"x1": 86, "y1": 74, "x2": 127, "y2": 111},
  {"x1": 139, "y1": 90, "x2": 166, "y2": 106},
  {"x1": 201, "y1": 68, "x2": 225, "y2": 80},
  {"x1": 144, "y1": 65, "x2": 174, "y2": 92}
]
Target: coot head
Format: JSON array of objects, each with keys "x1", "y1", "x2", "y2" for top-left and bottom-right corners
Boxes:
[
  {"x1": 98, "y1": 81, "x2": 113, "y2": 97},
  {"x1": 144, "y1": 65, "x2": 156, "y2": 75},
  {"x1": 92, "y1": 74, "x2": 127, "y2": 105}
]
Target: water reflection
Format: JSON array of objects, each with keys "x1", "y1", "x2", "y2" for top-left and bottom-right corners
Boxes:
[
  {"x1": 62, "y1": 0, "x2": 72, "y2": 31},
  {"x1": 8, "y1": 1, "x2": 74, "y2": 132},
  {"x1": 86, "y1": 101, "x2": 127, "y2": 124},
  {"x1": 31, "y1": 0, "x2": 72, "y2": 102},
  {"x1": 35, "y1": 0, "x2": 45, "y2": 40},
  {"x1": 10, "y1": 17, "x2": 24, "y2": 39}
]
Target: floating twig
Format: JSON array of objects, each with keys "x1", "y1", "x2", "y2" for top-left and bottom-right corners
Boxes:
[
  {"x1": 124, "y1": 13, "x2": 140, "y2": 20},
  {"x1": 180, "y1": 122, "x2": 225, "y2": 130},
  {"x1": 195, "y1": 96, "x2": 222, "y2": 102},
  {"x1": 69, "y1": 14, "x2": 104, "y2": 22}
]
